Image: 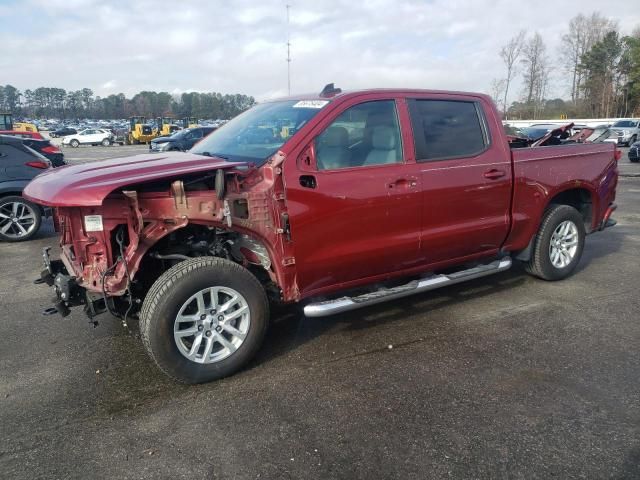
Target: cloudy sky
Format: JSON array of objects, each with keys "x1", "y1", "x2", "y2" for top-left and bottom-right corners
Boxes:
[{"x1": 1, "y1": 0, "x2": 638, "y2": 102}]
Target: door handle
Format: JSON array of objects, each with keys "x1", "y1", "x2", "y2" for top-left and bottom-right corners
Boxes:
[
  {"x1": 299, "y1": 175, "x2": 316, "y2": 189},
  {"x1": 388, "y1": 178, "x2": 417, "y2": 189},
  {"x1": 483, "y1": 169, "x2": 506, "y2": 180}
]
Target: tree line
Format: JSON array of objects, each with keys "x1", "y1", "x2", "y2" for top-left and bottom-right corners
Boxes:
[
  {"x1": 0, "y1": 86, "x2": 256, "y2": 120},
  {"x1": 491, "y1": 12, "x2": 640, "y2": 119}
]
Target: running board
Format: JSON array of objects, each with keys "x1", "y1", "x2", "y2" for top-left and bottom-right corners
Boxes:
[{"x1": 303, "y1": 257, "x2": 512, "y2": 317}]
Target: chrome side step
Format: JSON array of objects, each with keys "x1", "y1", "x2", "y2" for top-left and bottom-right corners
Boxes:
[{"x1": 303, "y1": 257, "x2": 512, "y2": 318}]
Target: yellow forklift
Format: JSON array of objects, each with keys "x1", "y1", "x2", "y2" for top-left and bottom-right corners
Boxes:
[
  {"x1": 0, "y1": 112, "x2": 38, "y2": 133},
  {"x1": 126, "y1": 116, "x2": 155, "y2": 144},
  {"x1": 180, "y1": 117, "x2": 198, "y2": 129},
  {"x1": 155, "y1": 117, "x2": 180, "y2": 137}
]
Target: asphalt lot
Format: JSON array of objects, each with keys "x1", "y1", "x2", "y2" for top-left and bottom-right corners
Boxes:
[{"x1": 1, "y1": 145, "x2": 639, "y2": 479}]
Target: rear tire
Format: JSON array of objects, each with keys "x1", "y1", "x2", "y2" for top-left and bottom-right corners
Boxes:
[
  {"x1": 524, "y1": 205, "x2": 585, "y2": 281},
  {"x1": 140, "y1": 257, "x2": 269, "y2": 384}
]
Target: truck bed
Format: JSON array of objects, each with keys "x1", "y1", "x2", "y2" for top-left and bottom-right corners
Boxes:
[{"x1": 505, "y1": 142, "x2": 618, "y2": 252}]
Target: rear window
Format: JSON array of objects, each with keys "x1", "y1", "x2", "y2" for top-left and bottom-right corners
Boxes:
[{"x1": 408, "y1": 99, "x2": 488, "y2": 161}]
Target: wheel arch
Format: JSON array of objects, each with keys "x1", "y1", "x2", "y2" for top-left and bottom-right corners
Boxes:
[
  {"x1": 513, "y1": 184, "x2": 598, "y2": 261},
  {"x1": 545, "y1": 185, "x2": 599, "y2": 233}
]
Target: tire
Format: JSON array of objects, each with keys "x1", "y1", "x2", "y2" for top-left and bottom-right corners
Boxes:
[
  {"x1": 0, "y1": 196, "x2": 42, "y2": 242},
  {"x1": 140, "y1": 257, "x2": 269, "y2": 384},
  {"x1": 101, "y1": 138, "x2": 111, "y2": 146},
  {"x1": 70, "y1": 139, "x2": 79, "y2": 148},
  {"x1": 524, "y1": 205, "x2": 585, "y2": 281}
]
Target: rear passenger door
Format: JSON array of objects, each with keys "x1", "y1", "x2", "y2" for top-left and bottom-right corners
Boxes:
[{"x1": 407, "y1": 95, "x2": 512, "y2": 263}]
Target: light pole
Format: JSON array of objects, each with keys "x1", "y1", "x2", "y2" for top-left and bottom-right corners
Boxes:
[{"x1": 286, "y1": 4, "x2": 291, "y2": 96}]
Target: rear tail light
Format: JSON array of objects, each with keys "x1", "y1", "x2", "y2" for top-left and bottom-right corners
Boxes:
[
  {"x1": 42, "y1": 145, "x2": 61, "y2": 154},
  {"x1": 25, "y1": 160, "x2": 50, "y2": 169}
]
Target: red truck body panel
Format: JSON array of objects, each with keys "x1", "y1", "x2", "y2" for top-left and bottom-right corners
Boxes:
[
  {"x1": 22, "y1": 89, "x2": 619, "y2": 306},
  {"x1": 23, "y1": 152, "x2": 246, "y2": 207}
]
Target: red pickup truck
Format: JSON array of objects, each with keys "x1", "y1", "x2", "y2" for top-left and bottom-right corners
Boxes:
[{"x1": 24, "y1": 86, "x2": 619, "y2": 383}]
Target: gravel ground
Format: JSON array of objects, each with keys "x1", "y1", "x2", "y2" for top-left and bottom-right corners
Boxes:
[{"x1": 0, "y1": 146, "x2": 638, "y2": 479}]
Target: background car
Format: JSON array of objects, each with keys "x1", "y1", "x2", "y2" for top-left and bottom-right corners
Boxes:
[
  {"x1": 61, "y1": 128, "x2": 112, "y2": 147},
  {"x1": 0, "y1": 130, "x2": 45, "y2": 140},
  {"x1": 0, "y1": 135, "x2": 52, "y2": 242},
  {"x1": 520, "y1": 123, "x2": 559, "y2": 140},
  {"x1": 629, "y1": 141, "x2": 639, "y2": 163},
  {"x1": 149, "y1": 126, "x2": 216, "y2": 152},
  {"x1": 49, "y1": 127, "x2": 77, "y2": 138},
  {"x1": 610, "y1": 119, "x2": 640, "y2": 146},
  {"x1": 21, "y1": 138, "x2": 65, "y2": 167}
]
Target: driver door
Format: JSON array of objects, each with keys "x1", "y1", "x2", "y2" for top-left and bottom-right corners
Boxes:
[{"x1": 284, "y1": 97, "x2": 423, "y2": 296}]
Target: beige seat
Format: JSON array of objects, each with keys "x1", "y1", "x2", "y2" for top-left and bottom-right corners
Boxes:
[
  {"x1": 363, "y1": 126, "x2": 399, "y2": 165},
  {"x1": 317, "y1": 126, "x2": 351, "y2": 170}
]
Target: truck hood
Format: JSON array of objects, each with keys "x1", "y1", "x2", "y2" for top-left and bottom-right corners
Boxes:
[{"x1": 23, "y1": 152, "x2": 246, "y2": 207}]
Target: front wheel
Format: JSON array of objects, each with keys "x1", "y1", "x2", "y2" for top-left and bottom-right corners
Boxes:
[
  {"x1": 101, "y1": 138, "x2": 111, "y2": 146},
  {"x1": 140, "y1": 257, "x2": 269, "y2": 384},
  {"x1": 69, "y1": 139, "x2": 79, "y2": 148},
  {"x1": 524, "y1": 205, "x2": 586, "y2": 281}
]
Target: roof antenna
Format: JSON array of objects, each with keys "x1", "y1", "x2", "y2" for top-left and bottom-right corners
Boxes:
[{"x1": 320, "y1": 83, "x2": 342, "y2": 97}]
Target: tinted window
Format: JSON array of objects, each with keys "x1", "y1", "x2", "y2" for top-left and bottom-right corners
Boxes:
[
  {"x1": 408, "y1": 100, "x2": 487, "y2": 161},
  {"x1": 316, "y1": 100, "x2": 402, "y2": 170}
]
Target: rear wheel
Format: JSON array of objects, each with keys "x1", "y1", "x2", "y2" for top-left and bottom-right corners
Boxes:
[
  {"x1": 0, "y1": 196, "x2": 42, "y2": 242},
  {"x1": 140, "y1": 257, "x2": 269, "y2": 384},
  {"x1": 524, "y1": 205, "x2": 585, "y2": 281}
]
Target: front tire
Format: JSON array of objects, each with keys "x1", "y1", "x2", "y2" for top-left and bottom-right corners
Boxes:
[
  {"x1": 101, "y1": 138, "x2": 111, "y2": 146},
  {"x1": 0, "y1": 196, "x2": 42, "y2": 242},
  {"x1": 140, "y1": 257, "x2": 269, "y2": 384},
  {"x1": 524, "y1": 205, "x2": 585, "y2": 281},
  {"x1": 70, "y1": 139, "x2": 79, "y2": 148}
]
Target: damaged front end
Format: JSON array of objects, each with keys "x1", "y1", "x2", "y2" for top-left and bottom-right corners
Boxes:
[{"x1": 24, "y1": 151, "x2": 295, "y2": 323}]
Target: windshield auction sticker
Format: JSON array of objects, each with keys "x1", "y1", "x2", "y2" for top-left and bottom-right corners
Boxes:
[{"x1": 293, "y1": 100, "x2": 329, "y2": 109}]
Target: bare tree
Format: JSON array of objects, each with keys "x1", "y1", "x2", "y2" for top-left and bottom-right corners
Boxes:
[
  {"x1": 562, "y1": 13, "x2": 617, "y2": 104},
  {"x1": 521, "y1": 32, "x2": 548, "y2": 106},
  {"x1": 489, "y1": 78, "x2": 507, "y2": 110},
  {"x1": 499, "y1": 30, "x2": 526, "y2": 117}
]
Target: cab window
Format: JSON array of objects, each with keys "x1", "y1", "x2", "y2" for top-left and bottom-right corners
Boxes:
[
  {"x1": 315, "y1": 100, "x2": 402, "y2": 170},
  {"x1": 408, "y1": 99, "x2": 488, "y2": 161}
]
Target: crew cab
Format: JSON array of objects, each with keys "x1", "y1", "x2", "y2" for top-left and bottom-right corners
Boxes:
[{"x1": 24, "y1": 86, "x2": 619, "y2": 384}]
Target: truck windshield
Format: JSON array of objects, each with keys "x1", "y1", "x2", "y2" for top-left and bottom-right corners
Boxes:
[{"x1": 190, "y1": 100, "x2": 329, "y2": 165}]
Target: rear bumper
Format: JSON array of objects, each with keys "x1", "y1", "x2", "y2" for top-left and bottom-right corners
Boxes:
[{"x1": 598, "y1": 203, "x2": 617, "y2": 231}]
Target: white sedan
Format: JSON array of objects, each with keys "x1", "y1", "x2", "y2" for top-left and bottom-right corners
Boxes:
[{"x1": 62, "y1": 129, "x2": 112, "y2": 147}]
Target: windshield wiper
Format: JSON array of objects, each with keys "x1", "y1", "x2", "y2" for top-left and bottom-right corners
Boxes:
[{"x1": 199, "y1": 151, "x2": 229, "y2": 160}]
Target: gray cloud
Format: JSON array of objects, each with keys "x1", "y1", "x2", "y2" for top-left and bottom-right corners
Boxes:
[{"x1": 1, "y1": 0, "x2": 638, "y2": 102}]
